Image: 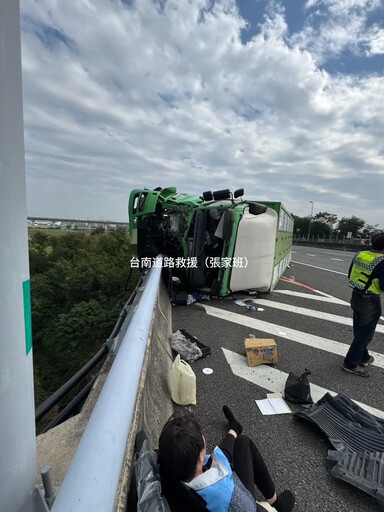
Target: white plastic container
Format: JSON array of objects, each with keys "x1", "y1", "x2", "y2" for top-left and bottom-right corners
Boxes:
[
  {"x1": 170, "y1": 354, "x2": 197, "y2": 405},
  {"x1": 231, "y1": 207, "x2": 278, "y2": 292}
]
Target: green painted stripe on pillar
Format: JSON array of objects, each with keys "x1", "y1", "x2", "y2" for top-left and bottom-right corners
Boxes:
[{"x1": 23, "y1": 280, "x2": 32, "y2": 354}]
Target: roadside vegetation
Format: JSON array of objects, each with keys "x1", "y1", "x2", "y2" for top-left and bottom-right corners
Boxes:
[
  {"x1": 292, "y1": 213, "x2": 378, "y2": 241},
  {"x1": 29, "y1": 228, "x2": 140, "y2": 415}
]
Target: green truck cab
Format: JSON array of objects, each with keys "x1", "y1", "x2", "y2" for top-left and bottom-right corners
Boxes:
[{"x1": 129, "y1": 187, "x2": 293, "y2": 296}]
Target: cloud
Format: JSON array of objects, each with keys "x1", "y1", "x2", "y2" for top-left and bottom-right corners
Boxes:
[
  {"x1": 296, "y1": 0, "x2": 384, "y2": 63},
  {"x1": 366, "y1": 26, "x2": 384, "y2": 55},
  {"x1": 20, "y1": 0, "x2": 384, "y2": 226}
]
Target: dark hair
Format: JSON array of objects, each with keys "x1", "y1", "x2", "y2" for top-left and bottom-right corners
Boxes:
[
  {"x1": 372, "y1": 230, "x2": 384, "y2": 251},
  {"x1": 158, "y1": 413, "x2": 204, "y2": 482}
]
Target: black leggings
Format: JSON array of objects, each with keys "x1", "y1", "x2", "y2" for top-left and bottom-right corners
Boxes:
[{"x1": 218, "y1": 434, "x2": 275, "y2": 500}]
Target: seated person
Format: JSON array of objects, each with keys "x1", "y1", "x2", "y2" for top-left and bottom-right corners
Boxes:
[{"x1": 158, "y1": 406, "x2": 295, "y2": 512}]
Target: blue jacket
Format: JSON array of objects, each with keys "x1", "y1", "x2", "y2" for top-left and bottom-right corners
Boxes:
[{"x1": 186, "y1": 447, "x2": 257, "y2": 512}]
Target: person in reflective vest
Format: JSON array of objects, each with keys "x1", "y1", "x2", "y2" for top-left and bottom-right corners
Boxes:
[
  {"x1": 342, "y1": 230, "x2": 384, "y2": 377},
  {"x1": 158, "y1": 406, "x2": 295, "y2": 512}
]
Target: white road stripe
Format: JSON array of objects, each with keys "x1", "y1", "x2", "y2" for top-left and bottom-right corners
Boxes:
[
  {"x1": 292, "y1": 260, "x2": 348, "y2": 276},
  {"x1": 252, "y1": 299, "x2": 384, "y2": 332},
  {"x1": 306, "y1": 254, "x2": 316, "y2": 257},
  {"x1": 272, "y1": 290, "x2": 384, "y2": 322},
  {"x1": 202, "y1": 305, "x2": 384, "y2": 368},
  {"x1": 222, "y1": 348, "x2": 384, "y2": 419},
  {"x1": 251, "y1": 299, "x2": 384, "y2": 333},
  {"x1": 330, "y1": 258, "x2": 344, "y2": 261},
  {"x1": 273, "y1": 289, "x2": 349, "y2": 306}
]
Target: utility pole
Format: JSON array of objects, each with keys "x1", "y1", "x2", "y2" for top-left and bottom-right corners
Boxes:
[{"x1": 307, "y1": 201, "x2": 314, "y2": 241}]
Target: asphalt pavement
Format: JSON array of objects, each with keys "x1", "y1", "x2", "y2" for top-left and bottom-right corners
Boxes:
[{"x1": 172, "y1": 245, "x2": 384, "y2": 512}]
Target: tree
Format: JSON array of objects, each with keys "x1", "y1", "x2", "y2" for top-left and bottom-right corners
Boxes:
[
  {"x1": 293, "y1": 212, "x2": 339, "y2": 239},
  {"x1": 311, "y1": 212, "x2": 338, "y2": 239},
  {"x1": 91, "y1": 226, "x2": 105, "y2": 235},
  {"x1": 292, "y1": 211, "x2": 376, "y2": 241},
  {"x1": 313, "y1": 212, "x2": 338, "y2": 230},
  {"x1": 29, "y1": 231, "x2": 53, "y2": 274},
  {"x1": 30, "y1": 229, "x2": 140, "y2": 409},
  {"x1": 292, "y1": 215, "x2": 310, "y2": 238},
  {"x1": 361, "y1": 223, "x2": 379, "y2": 239},
  {"x1": 337, "y1": 216, "x2": 366, "y2": 238}
]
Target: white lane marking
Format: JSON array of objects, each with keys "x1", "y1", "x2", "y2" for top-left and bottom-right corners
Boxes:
[
  {"x1": 250, "y1": 299, "x2": 370, "y2": 331},
  {"x1": 282, "y1": 279, "x2": 335, "y2": 298},
  {"x1": 292, "y1": 260, "x2": 348, "y2": 276},
  {"x1": 273, "y1": 290, "x2": 349, "y2": 306},
  {"x1": 277, "y1": 288, "x2": 384, "y2": 322},
  {"x1": 306, "y1": 254, "x2": 316, "y2": 257},
  {"x1": 222, "y1": 348, "x2": 384, "y2": 419},
  {"x1": 330, "y1": 258, "x2": 344, "y2": 261},
  {"x1": 202, "y1": 305, "x2": 384, "y2": 368},
  {"x1": 252, "y1": 299, "x2": 384, "y2": 333}
]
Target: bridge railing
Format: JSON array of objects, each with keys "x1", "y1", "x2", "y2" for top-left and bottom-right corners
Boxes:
[{"x1": 38, "y1": 257, "x2": 174, "y2": 512}]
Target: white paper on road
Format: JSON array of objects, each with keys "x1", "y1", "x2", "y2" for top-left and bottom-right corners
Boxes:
[{"x1": 255, "y1": 394, "x2": 291, "y2": 415}]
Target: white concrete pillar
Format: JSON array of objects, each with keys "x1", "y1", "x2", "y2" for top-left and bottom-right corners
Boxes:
[{"x1": 0, "y1": 1, "x2": 37, "y2": 511}]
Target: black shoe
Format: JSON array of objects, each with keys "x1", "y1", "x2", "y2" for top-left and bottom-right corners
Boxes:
[
  {"x1": 342, "y1": 364, "x2": 370, "y2": 377},
  {"x1": 223, "y1": 405, "x2": 243, "y2": 436},
  {"x1": 360, "y1": 355, "x2": 374, "y2": 367},
  {"x1": 273, "y1": 490, "x2": 295, "y2": 512}
]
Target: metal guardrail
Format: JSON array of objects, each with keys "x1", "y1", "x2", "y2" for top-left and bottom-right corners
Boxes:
[
  {"x1": 293, "y1": 239, "x2": 370, "y2": 252},
  {"x1": 50, "y1": 259, "x2": 162, "y2": 512},
  {"x1": 35, "y1": 345, "x2": 110, "y2": 423},
  {"x1": 35, "y1": 276, "x2": 143, "y2": 426},
  {"x1": 294, "y1": 237, "x2": 370, "y2": 245},
  {"x1": 41, "y1": 375, "x2": 98, "y2": 433}
]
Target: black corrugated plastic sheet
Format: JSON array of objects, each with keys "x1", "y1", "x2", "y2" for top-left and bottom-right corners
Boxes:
[
  {"x1": 294, "y1": 392, "x2": 384, "y2": 502},
  {"x1": 294, "y1": 392, "x2": 384, "y2": 453},
  {"x1": 328, "y1": 449, "x2": 384, "y2": 503}
]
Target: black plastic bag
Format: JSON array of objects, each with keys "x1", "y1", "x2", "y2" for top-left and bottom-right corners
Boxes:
[
  {"x1": 135, "y1": 438, "x2": 171, "y2": 512},
  {"x1": 284, "y1": 369, "x2": 313, "y2": 404}
]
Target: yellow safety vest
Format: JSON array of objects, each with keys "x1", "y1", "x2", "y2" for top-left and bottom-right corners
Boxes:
[{"x1": 349, "y1": 251, "x2": 384, "y2": 294}]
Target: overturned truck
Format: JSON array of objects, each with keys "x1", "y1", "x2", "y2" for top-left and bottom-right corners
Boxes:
[{"x1": 129, "y1": 187, "x2": 293, "y2": 296}]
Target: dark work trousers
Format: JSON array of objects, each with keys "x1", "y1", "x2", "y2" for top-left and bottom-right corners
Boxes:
[
  {"x1": 218, "y1": 434, "x2": 275, "y2": 500},
  {"x1": 344, "y1": 291, "x2": 382, "y2": 368}
]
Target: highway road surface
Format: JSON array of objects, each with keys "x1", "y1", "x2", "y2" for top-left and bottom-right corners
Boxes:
[{"x1": 172, "y1": 245, "x2": 384, "y2": 512}]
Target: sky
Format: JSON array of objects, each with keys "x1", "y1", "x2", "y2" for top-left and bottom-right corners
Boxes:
[{"x1": 20, "y1": 0, "x2": 384, "y2": 226}]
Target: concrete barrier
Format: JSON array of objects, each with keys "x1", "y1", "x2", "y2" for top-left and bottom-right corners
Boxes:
[
  {"x1": 294, "y1": 241, "x2": 367, "y2": 252},
  {"x1": 36, "y1": 274, "x2": 174, "y2": 511},
  {"x1": 114, "y1": 278, "x2": 174, "y2": 512}
]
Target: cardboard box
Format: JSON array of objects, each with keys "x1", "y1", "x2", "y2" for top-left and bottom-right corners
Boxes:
[{"x1": 245, "y1": 338, "x2": 277, "y2": 367}]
